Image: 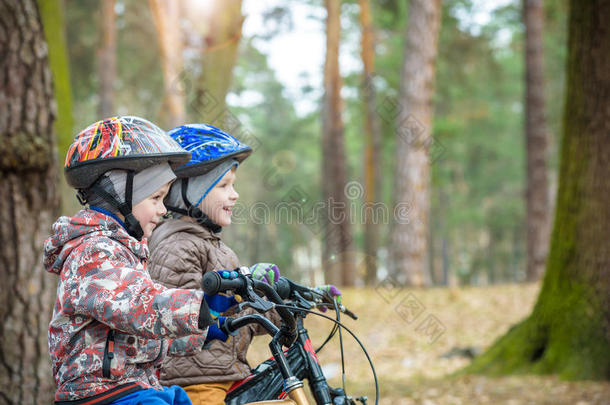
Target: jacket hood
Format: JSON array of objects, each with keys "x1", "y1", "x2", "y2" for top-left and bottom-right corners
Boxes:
[{"x1": 44, "y1": 209, "x2": 148, "y2": 274}]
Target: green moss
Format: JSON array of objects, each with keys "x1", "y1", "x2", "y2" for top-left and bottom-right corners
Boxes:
[
  {"x1": 37, "y1": 0, "x2": 73, "y2": 156},
  {"x1": 0, "y1": 132, "x2": 52, "y2": 171},
  {"x1": 462, "y1": 277, "x2": 610, "y2": 380}
]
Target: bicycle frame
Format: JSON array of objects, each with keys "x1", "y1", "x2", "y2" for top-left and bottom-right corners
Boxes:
[
  {"x1": 225, "y1": 316, "x2": 355, "y2": 405},
  {"x1": 200, "y1": 271, "x2": 371, "y2": 405}
]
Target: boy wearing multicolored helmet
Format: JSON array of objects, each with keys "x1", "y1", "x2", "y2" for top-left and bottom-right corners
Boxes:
[
  {"x1": 44, "y1": 117, "x2": 218, "y2": 405},
  {"x1": 147, "y1": 124, "x2": 284, "y2": 404}
]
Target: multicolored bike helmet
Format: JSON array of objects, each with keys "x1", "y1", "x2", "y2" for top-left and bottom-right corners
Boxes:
[
  {"x1": 65, "y1": 116, "x2": 190, "y2": 239},
  {"x1": 165, "y1": 123, "x2": 252, "y2": 232},
  {"x1": 65, "y1": 116, "x2": 189, "y2": 189}
]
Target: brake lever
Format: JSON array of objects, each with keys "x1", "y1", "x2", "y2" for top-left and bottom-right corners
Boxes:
[
  {"x1": 292, "y1": 291, "x2": 314, "y2": 310},
  {"x1": 238, "y1": 299, "x2": 274, "y2": 313},
  {"x1": 236, "y1": 277, "x2": 275, "y2": 313},
  {"x1": 314, "y1": 295, "x2": 358, "y2": 320}
]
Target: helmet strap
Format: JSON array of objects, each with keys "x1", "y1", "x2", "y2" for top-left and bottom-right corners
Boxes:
[
  {"x1": 118, "y1": 171, "x2": 145, "y2": 240},
  {"x1": 76, "y1": 189, "x2": 88, "y2": 206},
  {"x1": 85, "y1": 171, "x2": 145, "y2": 240},
  {"x1": 166, "y1": 178, "x2": 222, "y2": 233}
]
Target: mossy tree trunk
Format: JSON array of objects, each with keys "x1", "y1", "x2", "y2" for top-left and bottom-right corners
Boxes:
[
  {"x1": 465, "y1": 0, "x2": 610, "y2": 379},
  {"x1": 38, "y1": 0, "x2": 75, "y2": 216},
  {"x1": 0, "y1": 0, "x2": 59, "y2": 402},
  {"x1": 37, "y1": 0, "x2": 73, "y2": 157}
]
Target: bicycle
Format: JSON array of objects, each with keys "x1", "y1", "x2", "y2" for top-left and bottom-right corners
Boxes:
[{"x1": 202, "y1": 269, "x2": 379, "y2": 405}]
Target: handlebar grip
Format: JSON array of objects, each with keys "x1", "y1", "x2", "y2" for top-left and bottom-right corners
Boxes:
[
  {"x1": 202, "y1": 271, "x2": 244, "y2": 295},
  {"x1": 274, "y1": 277, "x2": 292, "y2": 300},
  {"x1": 220, "y1": 317, "x2": 237, "y2": 335}
]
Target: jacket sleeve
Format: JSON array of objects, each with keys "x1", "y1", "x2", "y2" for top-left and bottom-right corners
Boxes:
[
  {"x1": 62, "y1": 238, "x2": 207, "y2": 340},
  {"x1": 167, "y1": 335, "x2": 206, "y2": 356},
  {"x1": 148, "y1": 234, "x2": 210, "y2": 355}
]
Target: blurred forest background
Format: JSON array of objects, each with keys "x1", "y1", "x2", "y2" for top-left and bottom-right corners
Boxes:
[
  {"x1": 2, "y1": 0, "x2": 609, "y2": 403},
  {"x1": 60, "y1": 0, "x2": 567, "y2": 287}
]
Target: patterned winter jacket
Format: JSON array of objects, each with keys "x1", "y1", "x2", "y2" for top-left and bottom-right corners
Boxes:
[{"x1": 43, "y1": 209, "x2": 209, "y2": 404}]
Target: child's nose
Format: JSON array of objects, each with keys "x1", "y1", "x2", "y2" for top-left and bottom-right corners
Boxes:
[{"x1": 159, "y1": 203, "x2": 167, "y2": 216}]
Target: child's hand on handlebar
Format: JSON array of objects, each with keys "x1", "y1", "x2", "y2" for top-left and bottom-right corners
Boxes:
[
  {"x1": 202, "y1": 270, "x2": 240, "y2": 318},
  {"x1": 203, "y1": 316, "x2": 232, "y2": 347},
  {"x1": 314, "y1": 284, "x2": 342, "y2": 312},
  {"x1": 250, "y1": 263, "x2": 280, "y2": 287}
]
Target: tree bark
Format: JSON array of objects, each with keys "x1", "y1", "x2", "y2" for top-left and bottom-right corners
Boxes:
[
  {"x1": 0, "y1": 0, "x2": 59, "y2": 402},
  {"x1": 388, "y1": 0, "x2": 441, "y2": 286},
  {"x1": 360, "y1": 0, "x2": 382, "y2": 286},
  {"x1": 322, "y1": 0, "x2": 354, "y2": 286},
  {"x1": 192, "y1": 0, "x2": 243, "y2": 129},
  {"x1": 524, "y1": 0, "x2": 551, "y2": 282},
  {"x1": 149, "y1": 0, "x2": 185, "y2": 128},
  {"x1": 465, "y1": 0, "x2": 610, "y2": 379},
  {"x1": 98, "y1": 0, "x2": 115, "y2": 118}
]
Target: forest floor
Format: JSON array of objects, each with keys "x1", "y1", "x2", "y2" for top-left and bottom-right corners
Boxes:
[{"x1": 247, "y1": 282, "x2": 610, "y2": 404}]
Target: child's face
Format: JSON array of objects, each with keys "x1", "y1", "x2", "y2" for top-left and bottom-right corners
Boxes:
[
  {"x1": 199, "y1": 168, "x2": 239, "y2": 227},
  {"x1": 132, "y1": 182, "x2": 171, "y2": 239}
]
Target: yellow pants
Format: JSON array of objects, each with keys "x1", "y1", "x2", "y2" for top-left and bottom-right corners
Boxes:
[{"x1": 183, "y1": 381, "x2": 235, "y2": 405}]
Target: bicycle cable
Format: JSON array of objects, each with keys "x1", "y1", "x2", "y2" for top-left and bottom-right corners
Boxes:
[
  {"x1": 315, "y1": 321, "x2": 338, "y2": 353},
  {"x1": 275, "y1": 304, "x2": 379, "y2": 405},
  {"x1": 313, "y1": 299, "x2": 339, "y2": 353},
  {"x1": 335, "y1": 299, "x2": 347, "y2": 396}
]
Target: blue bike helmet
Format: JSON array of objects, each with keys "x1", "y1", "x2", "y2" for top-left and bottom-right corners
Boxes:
[
  {"x1": 168, "y1": 123, "x2": 252, "y2": 178},
  {"x1": 165, "y1": 124, "x2": 252, "y2": 232}
]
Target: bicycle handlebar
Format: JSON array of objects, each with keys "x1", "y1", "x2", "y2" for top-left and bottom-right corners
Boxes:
[
  {"x1": 222, "y1": 314, "x2": 279, "y2": 337},
  {"x1": 202, "y1": 271, "x2": 297, "y2": 346},
  {"x1": 276, "y1": 277, "x2": 358, "y2": 320},
  {"x1": 203, "y1": 271, "x2": 357, "y2": 319},
  {"x1": 202, "y1": 271, "x2": 244, "y2": 295}
]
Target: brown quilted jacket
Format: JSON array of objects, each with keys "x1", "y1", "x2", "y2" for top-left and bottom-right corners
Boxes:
[{"x1": 147, "y1": 217, "x2": 271, "y2": 386}]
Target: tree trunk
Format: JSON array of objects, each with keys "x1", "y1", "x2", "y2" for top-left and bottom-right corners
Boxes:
[
  {"x1": 149, "y1": 0, "x2": 185, "y2": 128},
  {"x1": 524, "y1": 0, "x2": 551, "y2": 282},
  {"x1": 465, "y1": 0, "x2": 610, "y2": 379},
  {"x1": 388, "y1": 0, "x2": 441, "y2": 286},
  {"x1": 322, "y1": 0, "x2": 354, "y2": 286},
  {"x1": 192, "y1": 0, "x2": 243, "y2": 129},
  {"x1": 0, "y1": 1, "x2": 59, "y2": 402},
  {"x1": 37, "y1": 0, "x2": 73, "y2": 156},
  {"x1": 98, "y1": 0, "x2": 115, "y2": 118},
  {"x1": 360, "y1": 0, "x2": 382, "y2": 286},
  {"x1": 38, "y1": 0, "x2": 75, "y2": 216}
]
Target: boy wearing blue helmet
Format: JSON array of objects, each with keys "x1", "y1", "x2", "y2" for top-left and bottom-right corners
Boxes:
[{"x1": 147, "y1": 124, "x2": 284, "y2": 404}]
